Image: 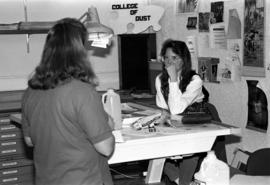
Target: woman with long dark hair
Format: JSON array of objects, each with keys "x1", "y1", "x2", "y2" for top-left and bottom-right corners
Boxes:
[
  {"x1": 156, "y1": 39, "x2": 207, "y2": 115},
  {"x1": 155, "y1": 39, "x2": 207, "y2": 185},
  {"x1": 22, "y1": 18, "x2": 115, "y2": 185}
]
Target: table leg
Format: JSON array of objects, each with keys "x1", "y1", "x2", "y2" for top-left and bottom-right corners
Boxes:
[{"x1": 145, "y1": 158, "x2": 166, "y2": 184}]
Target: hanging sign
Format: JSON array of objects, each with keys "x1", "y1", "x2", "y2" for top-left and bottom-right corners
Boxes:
[{"x1": 109, "y1": 3, "x2": 164, "y2": 34}]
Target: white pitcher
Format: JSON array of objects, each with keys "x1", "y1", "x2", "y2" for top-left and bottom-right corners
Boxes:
[{"x1": 102, "y1": 89, "x2": 122, "y2": 130}]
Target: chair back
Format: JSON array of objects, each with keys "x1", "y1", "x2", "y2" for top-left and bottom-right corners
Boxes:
[{"x1": 246, "y1": 148, "x2": 270, "y2": 176}]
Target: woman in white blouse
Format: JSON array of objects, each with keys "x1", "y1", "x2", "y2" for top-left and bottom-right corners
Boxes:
[
  {"x1": 156, "y1": 39, "x2": 206, "y2": 115},
  {"x1": 155, "y1": 39, "x2": 208, "y2": 185}
]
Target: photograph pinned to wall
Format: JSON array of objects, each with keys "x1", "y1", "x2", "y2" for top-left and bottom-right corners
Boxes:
[
  {"x1": 198, "y1": 12, "x2": 210, "y2": 32},
  {"x1": 186, "y1": 17, "x2": 197, "y2": 30},
  {"x1": 210, "y1": 1, "x2": 224, "y2": 24},
  {"x1": 242, "y1": 0, "x2": 265, "y2": 77},
  {"x1": 218, "y1": 63, "x2": 233, "y2": 82},
  {"x1": 210, "y1": 58, "x2": 219, "y2": 82},
  {"x1": 246, "y1": 80, "x2": 268, "y2": 132},
  {"x1": 175, "y1": 0, "x2": 198, "y2": 14},
  {"x1": 198, "y1": 57, "x2": 219, "y2": 83},
  {"x1": 198, "y1": 57, "x2": 209, "y2": 82}
]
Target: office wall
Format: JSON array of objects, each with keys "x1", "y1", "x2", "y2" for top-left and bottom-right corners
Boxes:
[
  {"x1": 1, "y1": 0, "x2": 270, "y2": 162},
  {"x1": 152, "y1": 0, "x2": 270, "y2": 163},
  {"x1": 0, "y1": 0, "x2": 119, "y2": 91}
]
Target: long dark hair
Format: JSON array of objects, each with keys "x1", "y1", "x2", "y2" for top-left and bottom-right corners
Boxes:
[
  {"x1": 28, "y1": 18, "x2": 98, "y2": 90},
  {"x1": 160, "y1": 39, "x2": 194, "y2": 101}
]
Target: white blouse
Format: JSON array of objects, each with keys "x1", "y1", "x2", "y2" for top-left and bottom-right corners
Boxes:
[{"x1": 155, "y1": 73, "x2": 205, "y2": 115}]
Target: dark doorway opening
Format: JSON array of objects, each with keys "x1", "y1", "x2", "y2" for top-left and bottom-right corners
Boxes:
[{"x1": 118, "y1": 33, "x2": 156, "y2": 93}]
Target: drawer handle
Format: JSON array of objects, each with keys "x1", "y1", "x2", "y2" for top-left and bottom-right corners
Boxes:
[
  {"x1": 0, "y1": 119, "x2": 9, "y2": 123},
  {"x1": 1, "y1": 141, "x2": 17, "y2": 146},
  {"x1": 1, "y1": 133, "x2": 17, "y2": 138},
  {"x1": 1, "y1": 149, "x2": 16, "y2": 154},
  {"x1": 2, "y1": 161, "x2": 18, "y2": 167},
  {"x1": 2, "y1": 177, "x2": 18, "y2": 182},
  {"x1": 3, "y1": 169, "x2": 18, "y2": 175},
  {"x1": 1, "y1": 126, "x2": 16, "y2": 130}
]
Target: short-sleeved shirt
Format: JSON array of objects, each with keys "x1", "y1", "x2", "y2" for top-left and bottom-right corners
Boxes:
[{"x1": 21, "y1": 79, "x2": 114, "y2": 185}]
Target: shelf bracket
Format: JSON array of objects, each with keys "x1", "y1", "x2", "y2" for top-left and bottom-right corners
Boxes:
[{"x1": 23, "y1": 0, "x2": 30, "y2": 53}]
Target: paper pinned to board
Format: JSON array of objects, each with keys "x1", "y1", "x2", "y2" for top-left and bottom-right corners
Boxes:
[
  {"x1": 186, "y1": 36, "x2": 197, "y2": 55},
  {"x1": 227, "y1": 9, "x2": 241, "y2": 39},
  {"x1": 89, "y1": 34, "x2": 113, "y2": 48},
  {"x1": 210, "y1": 25, "x2": 227, "y2": 49}
]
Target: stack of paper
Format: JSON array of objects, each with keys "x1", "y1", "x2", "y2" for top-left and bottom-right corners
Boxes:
[{"x1": 89, "y1": 33, "x2": 113, "y2": 48}]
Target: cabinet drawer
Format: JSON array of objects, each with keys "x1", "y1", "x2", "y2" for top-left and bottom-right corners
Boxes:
[
  {"x1": 0, "y1": 165, "x2": 34, "y2": 178},
  {"x1": 0, "y1": 158, "x2": 33, "y2": 169},
  {"x1": 0, "y1": 174, "x2": 34, "y2": 185},
  {"x1": 0, "y1": 124, "x2": 21, "y2": 133},
  {"x1": 0, "y1": 118, "x2": 10, "y2": 125},
  {"x1": 0, "y1": 131, "x2": 22, "y2": 141},
  {"x1": 0, "y1": 139, "x2": 26, "y2": 157},
  {"x1": 0, "y1": 139, "x2": 25, "y2": 150}
]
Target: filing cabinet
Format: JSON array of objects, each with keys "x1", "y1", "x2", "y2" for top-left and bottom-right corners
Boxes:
[
  {"x1": 0, "y1": 115, "x2": 34, "y2": 185},
  {"x1": 0, "y1": 120, "x2": 26, "y2": 158}
]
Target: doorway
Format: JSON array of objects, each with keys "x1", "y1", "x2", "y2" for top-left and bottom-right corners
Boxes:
[{"x1": 118, "y1": 33, "x2": 156, "y2": 92}]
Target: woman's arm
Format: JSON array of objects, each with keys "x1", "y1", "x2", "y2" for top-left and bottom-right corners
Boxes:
[
  {"x1": 21, "y1": 89, "x2": 33, "y2": 147},
  {"x1": 168, "y1": 75, "x2": 204, "y2": 115},
  {"x1": 77, "y1": 88, "x2": 116, "y2": 157},
  {"x1": 94, "y1": 135, "x2": 115, "y2": 157},
  {"x1": 155, "y1": 74, "x2": 169, "y2": 110},
  {"x1": 94, "y1": 116, "x2": 115, "y2": 157},
  {"x1": 94, "y1": 115, "x2": 115, "y2": 157}
]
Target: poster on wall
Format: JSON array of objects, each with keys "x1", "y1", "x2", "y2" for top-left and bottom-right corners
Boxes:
[
  {"x1": 109, "y1": 2, "x2": 164, "y2": 34},
  {"x1": 210, "y1": 1, "x2": 224, "y2": 24},
  {"x1": 175, "y1": 0, "x2": 198, "y2": 14},
  {"x1": 242, "y1": 0, "x2": 265, "y2": 77},
  {"x1": 198, "y1": 12, "x2": 210, "y2": 32},
  {"x1": 186, "y1": 17, "x2": 197, "y2": 30}
]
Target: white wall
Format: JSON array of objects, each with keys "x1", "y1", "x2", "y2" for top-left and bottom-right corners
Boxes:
[{"x1": 0, "y1": 0, "x2": 119, "y2": 91}]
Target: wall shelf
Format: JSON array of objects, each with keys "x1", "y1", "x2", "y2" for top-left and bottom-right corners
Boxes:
[
  {"x1": 0, "y1": 21, "x2": 55, "y2": 35},
  {"x1": 0, "y1": 29, "x2": 49, "y2": 34}
]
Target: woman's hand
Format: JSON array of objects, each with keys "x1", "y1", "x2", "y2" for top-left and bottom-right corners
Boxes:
[
  {"x1": 166, "y1": 64, "x2": 178, "y2": 82},
  {"x1": 156, "y1": 109, "x2": 170, "y2": 126}
]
